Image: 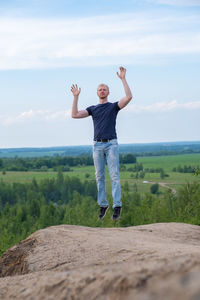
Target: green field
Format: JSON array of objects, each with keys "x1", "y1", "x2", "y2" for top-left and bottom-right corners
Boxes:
[
  {"x1": 137, "y1": 153, "x2": 200, "y2": 172},
  {"x1": 0, "y1": 153, "x2": 199, "y2": 195}
]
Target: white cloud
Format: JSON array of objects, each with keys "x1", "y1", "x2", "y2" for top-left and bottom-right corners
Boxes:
[
  {"x1": 44, "y1": 110, "x2": 71, "y2": 120},
  {"x1": 0, "y1": 12, "x2": 200, "y2": 70},
  {"x1": 128, "y1": 100, "x2": 200, "y2": 113},
  {"x1": 1, "y1": 101, "x2": 200, "y2": 126},
  {"x1": 0, "y1": 109, "x2": 71, "y2": 126}
]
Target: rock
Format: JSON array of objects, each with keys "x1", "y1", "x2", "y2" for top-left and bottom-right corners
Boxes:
[{"x1": 0, "y1": 223, "x2": 200, "y2": 300}]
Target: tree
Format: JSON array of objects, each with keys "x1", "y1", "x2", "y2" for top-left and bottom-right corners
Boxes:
[
  {"x1": 160, "y1": 169, "x2": 165, "y2": 179},
  {"x1": 150, "y1": 183, "x2": 159, "y2": 194},
  {"x1": 139, "y1": 171, "x2": 145, "y2": 179},
  {"x1": 29, "y1": 199, "x2": 40, "y2": 218},
  {"x1": 122, "y1": 154, "x2": 136, "y2": 164},
  {"x1": 120, "y1": 164, "x2": 126, "y2": 171},
  {"x1": 0, "y1": 159, "x2": 3, "y2": 168},
  {"x1": 57, "y1": 168, "x2": 64, "y2": 187},
  {"x1": 133, "y1": 183, "x2": 138, "y2": 192},
  {"x1": 123, "y1": 181, "x2": 130, "y2": 192}
]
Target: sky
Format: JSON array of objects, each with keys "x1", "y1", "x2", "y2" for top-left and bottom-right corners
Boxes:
[{"x1": 0, "y1": 0, "x2": 200, "y2": 148}]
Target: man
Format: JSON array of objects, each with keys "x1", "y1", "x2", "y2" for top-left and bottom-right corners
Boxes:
[{"x1": 71, "y1": 66, "x2": 132, "y2": 220}]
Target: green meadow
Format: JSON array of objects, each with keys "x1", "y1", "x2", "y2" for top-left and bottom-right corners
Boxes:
[
  {"x1": 1, "y1": 153, "x2": 199, "y2": 195},
  {"x1": 137, "y1": 153, "x2": 200, "y2": 172}
]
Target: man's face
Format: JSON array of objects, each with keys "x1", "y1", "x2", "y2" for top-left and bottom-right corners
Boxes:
[{"x1": 97, "y1": 84, "x2": 109, "y2": 99}]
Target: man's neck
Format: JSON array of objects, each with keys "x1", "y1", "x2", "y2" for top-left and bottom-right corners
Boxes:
[{"x1": 99, "y1": 98, "x2": 108, "y2": 104}]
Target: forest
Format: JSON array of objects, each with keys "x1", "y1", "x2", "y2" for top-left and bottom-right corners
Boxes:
[
  {"x1": 0, "y1": 154, "x2": 136, "y2": 171},
  {"x1": 0, "y1": 167, "x2": 200, "y2": 256}
]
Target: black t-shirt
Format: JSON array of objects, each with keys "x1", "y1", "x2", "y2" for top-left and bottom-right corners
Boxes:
[{"x1": 86, "y1": 102, "x2": 120, "y2": 140}]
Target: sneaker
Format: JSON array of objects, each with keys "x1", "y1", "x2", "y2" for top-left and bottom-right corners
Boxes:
[
  {"x1": 112, "y1": 206, "x2": 122, "y2": 221},
  {"x1": 99, "y1": 206, "x2": 109, "y2": 220}
]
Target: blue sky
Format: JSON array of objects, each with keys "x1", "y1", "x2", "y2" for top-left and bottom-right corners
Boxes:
[{"x1": 0, "y1": 0, "x2": 200, "y2": 147}]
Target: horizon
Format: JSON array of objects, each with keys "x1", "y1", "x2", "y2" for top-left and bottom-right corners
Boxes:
[{"x1": 0, "y1": 139, "x2": 200, "y2": 151}]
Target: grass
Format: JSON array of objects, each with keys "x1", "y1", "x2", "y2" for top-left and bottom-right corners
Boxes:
[
  {"x1": 0, "y1": 153, "x2": 199, "y2": 195},
  {"x1": 137, "y1": 153, "x2": 200, "y2": 172},
  {"x1": 0, "y1": 171, "x2": 57, "y2": 183}
]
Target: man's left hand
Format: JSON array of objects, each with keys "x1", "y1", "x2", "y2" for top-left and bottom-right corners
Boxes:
[{"x1": 117, "y1": 66, "x2": 126, "y2": 80}]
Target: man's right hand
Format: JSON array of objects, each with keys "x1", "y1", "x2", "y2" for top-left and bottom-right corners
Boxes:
[
  {"x1": 71, "y1": 84, "x2": 81, "y2": 97},
  {"x1": 71, "y1": 84, "x2": 89, "y2": 118}
]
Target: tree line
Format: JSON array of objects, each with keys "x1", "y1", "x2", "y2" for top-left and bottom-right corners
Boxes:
[
  {"x1": 0, "y1": 154, "x2": 136, "y2": 172},
  {"x1": 120, "y1": 163, "x2": 169, "y2": 179},
  {"x1": 172, "y1": 165, "x2": 200, "y2": 173}
]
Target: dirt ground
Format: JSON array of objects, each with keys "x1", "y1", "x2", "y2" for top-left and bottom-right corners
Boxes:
[{"x1": 0, "y1": 223, "x2": 200, "y2": 300}]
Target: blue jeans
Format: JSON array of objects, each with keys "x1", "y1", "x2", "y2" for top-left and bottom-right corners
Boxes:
[{"x1": 93, "y1": 139, "x2": 122, "y2": 208}]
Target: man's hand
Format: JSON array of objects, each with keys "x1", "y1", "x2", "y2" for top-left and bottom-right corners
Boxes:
[
  {"x1": 71, "y1": 83, "x2": 89, "y2": 118},
  {"x1": 117, "y1": 66, "x2": 126, "y2": 80},
  {"x1": 71, "y1": 84, "x2": 81, "y2": 96},
  {"x1": 117, "y1": 66, "x2": 132, "y2": 109}
]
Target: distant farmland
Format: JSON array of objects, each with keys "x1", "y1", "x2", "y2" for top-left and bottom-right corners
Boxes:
[{"x1": 0, "y1": 141, "x2": 200, "y2": 158}]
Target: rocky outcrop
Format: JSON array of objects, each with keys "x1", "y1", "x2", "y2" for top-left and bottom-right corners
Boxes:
[
  {"x1": 0, "y1": 223, "x2": 200, "y2": 300},
  {"x1": 0, "y1": 237, "x2": 37, "y2": 277}
]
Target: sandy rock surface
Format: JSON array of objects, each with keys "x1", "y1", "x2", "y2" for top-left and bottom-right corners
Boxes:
[{"x1": 0, "y1": 223, "x2": 200, "y2": 300}]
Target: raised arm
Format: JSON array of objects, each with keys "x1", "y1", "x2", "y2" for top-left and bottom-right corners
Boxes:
[
  {"x1": 117, "y1": 67, "x2": 133, "y2": 109},
  {"x1": 71, "y1": 84, "x2": 89, "y2": 118}
]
